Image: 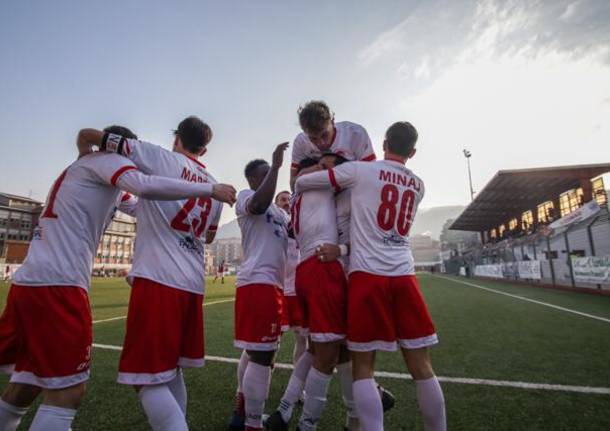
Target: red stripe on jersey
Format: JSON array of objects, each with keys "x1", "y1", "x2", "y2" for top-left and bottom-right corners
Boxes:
[
  {"x1": 328, "y1": 169, "x2": 341, "y2": 193},
  {"x1": 184, "y1": 154, "x2": 206, "y2": 169},
  {"x1": 121, "y1": 193, "x2": 132, "y2": 202},
  {"x1": 208, "y1": 225, "x2": 218, "y2": 231},
  {"x1": 361, "y1": 153, "x2": 377, "y2": 162},
  {"x1": 111, "y1": 166, "x2": 137, "y2": 186},
  {"x1": 291, "y1": 163, "x2": 299, "y2": 169}
]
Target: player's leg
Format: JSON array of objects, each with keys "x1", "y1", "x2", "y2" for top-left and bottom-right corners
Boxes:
[
  {"x1": 29, "y1": 383, "x2": 85, "y2": 431},
  {"x1": 243, "y1": 350, "x2": 276, "y2": 431},
  {"x1": 336, "y1": 345, "x2": 359, "y2": 431},
  {"x1": 229, "y1": 349, "x2": 250, "y2": 429},
  {"x1": 351, "y1": 350, "x2": 383, "y2": 431},
  {"x1": 292, "y1": 331, "x2": 307, "y2": 365},
  {"x1": 394, "y1": 275, "x2": 445, "y2": 431},
  {"x1": 0, "y1": 383, "x2": 39, "y2": 430},
  {"x1": 401, "y1": 348, "x2": 446, "y2": 431}
]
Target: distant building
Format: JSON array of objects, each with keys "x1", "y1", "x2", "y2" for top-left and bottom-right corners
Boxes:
[
  {"x1": 208, "y1": 237, "x2": 242, "y2": 269},
  {"x1": 411, "y1": 234, "x2": 442, "y2": 271},
  {"x1": 0, "y1": 193, "x2": 43, "y2": 264},
  {"x1": 93, "y1": 211, "x2": 136, "y2": 276}
]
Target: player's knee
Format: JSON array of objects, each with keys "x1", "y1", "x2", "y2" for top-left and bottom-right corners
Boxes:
[
  {"x1": 404, "y1": 351, "x2": 434, "y2": 380},
  {"x1": 43, "y1": 383, "x2": 87, "y2": 409},
  {"x1": 2, "y1": 383, "x2": 41, "y2": 408},
  {"x1": 247, "y1": 350, "x2": 275, "y2": 367}
]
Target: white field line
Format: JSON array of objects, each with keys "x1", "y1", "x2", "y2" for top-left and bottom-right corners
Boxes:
[
  {"x1": 434, "y1": 275, "x2": 610, "y2": 324},
  {"x1": 91, "y1": 343, "x2": 610, "y2": 395},
  {"x1": 91, "y1": 298, "x2": 235, "y2": 324}
]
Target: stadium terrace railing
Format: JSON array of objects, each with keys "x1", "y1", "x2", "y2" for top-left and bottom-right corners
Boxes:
[{"x1": 443, "y1": 204, "x2": 610, "y2": 292}]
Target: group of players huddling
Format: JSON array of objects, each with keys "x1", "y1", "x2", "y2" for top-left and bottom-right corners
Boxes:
[{"x1": 0, "y1": 101, "x2": 446, "y2": 431}]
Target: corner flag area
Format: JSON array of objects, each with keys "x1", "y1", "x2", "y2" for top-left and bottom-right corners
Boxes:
[{"x1": 2, "y1": 275, "x2": 608, "y2": 430}]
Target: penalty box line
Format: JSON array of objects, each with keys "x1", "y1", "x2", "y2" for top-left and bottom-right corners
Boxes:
[
  {"x1": 91, "y1": 298, "x2": 235, "y2": 324},
  {"x1": 433, "y1": 275, "x2": 610, "y2": 324},
  {"x1": 91, "y1": 343, "x2": 610, "y2": 395}
]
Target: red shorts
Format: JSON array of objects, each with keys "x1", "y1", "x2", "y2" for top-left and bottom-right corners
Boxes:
[
  {"x1": 295, "y1": 255, "x2": 347, "y2": 342},
  {"x1": 118, "y1": 278, "x2": 204, "y2": 385},
  {"x1": 282, "y1": 295, "x2": 305, "y2": 333},
  {"x1": 0, "y1": 284, "x2": 92, "y2": 389},
  {"x1": 234, "y1": 284, "x2": 283, "y2": 351},
  {"x1": 347, "y1": 272, "x2": 437, "y2": 352}
]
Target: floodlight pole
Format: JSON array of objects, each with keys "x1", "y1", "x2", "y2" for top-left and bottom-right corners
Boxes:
[{"x1": 463, "y1": 149, "x2": 475, "y2": 202}]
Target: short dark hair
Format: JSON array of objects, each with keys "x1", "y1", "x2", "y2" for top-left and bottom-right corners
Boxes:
[
  {"x1": 275, "y1": 190, "x2": 291, "y2": 199},
  {"x1": 244, "y1": 159, "x2": 268, "y2": 178},
  {"x1": 174, "y1": 116, "x2": 213, "y2": 154},
  {"x1": 297, "y1": 157, "x2": 319, "y2": 173},
  {"x1": 321, "y1": 151, "x2": 348, "y2": 167},
  {"x1": 103, "y1": 125, "x2": 137, "y2": 140},
  {"x1": 298, "y1": 101, "x2": 333, "y2": 134},
  {"x1": 385, "y1": 122, "x2": 418, "y2": 157}
]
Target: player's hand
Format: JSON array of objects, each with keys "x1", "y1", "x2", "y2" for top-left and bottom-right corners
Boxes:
[
  {"x1": 212, "y1": 184, "x2": 237, "y2": 206},
  {"x1": 316, "y1": 244, "x2": 341, "y2": 263},
  {"x1": 271, "y1": 142, "x2": 289, "y2": 168},
  {"x1": 297, "y1": 164, "x2": 322, "y2": 177}
]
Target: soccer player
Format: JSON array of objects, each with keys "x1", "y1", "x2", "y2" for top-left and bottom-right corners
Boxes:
[
  {"x1": 0, "y1": 125, "x2": 235, "y2": 431},
  {"x1": 86, "y1": 117, "x2": 236, "y2": 430},
  {"x1": 214, "y1": 260, "x2": 226, "y2": 284},
  {"x1": 274, "y1": 190, "x2": 306, "y2": 361},
  {"x1": 289, "y1": 100, "x2": 376, "y2": 189},
  {"x1": 233, "y1": 143, "x2": 290, "y2": 431},
  {"x1": 295, "y1": 122, "x2": 446, "y2": 431}
]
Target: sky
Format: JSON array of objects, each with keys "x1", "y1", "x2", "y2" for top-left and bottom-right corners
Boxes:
[{"x1": 1, "y1": 0, "x2": 609, "y2": 225}]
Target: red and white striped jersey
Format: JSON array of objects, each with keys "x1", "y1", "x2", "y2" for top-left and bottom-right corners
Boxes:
[
  {"x1": 13, "y1": 153, "x2": 138, "y2": 290},
  {"x1": 295, "y1": 160, "x2": 425, "y2": 276},
  {"x1": 291, "y1": 121, "x2": 376, "y2": 168},
  {"x1": 235, "y1": 190, "x2": 289, "y2": 289},
  {"x1": 106, "y1": 139, "x2": 223, "y2": 295},
  {"x1": 291, "y1": 189, "x2": 338, "y2": 261}
]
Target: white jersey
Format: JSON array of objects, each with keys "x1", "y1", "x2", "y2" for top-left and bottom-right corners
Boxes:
[
  {"x1": 236, "y1": 190, "x2": 289, "y2": 289},
  {"x1": 336, "y1": 189, "x2": 351, "y2": 269},
  {"x1": 284, "y1": 237, "x2": 299, "y2": 296},
  {"x1": 295, "y1": 160, "x2": 425, "y2": 276},
  {"x1": 13, "y1": 153, "x2": 138, "y2": 290},
  {"x1": 291, "y1": 121, "x2": 376, "y2": 168},
  {"x1": 107, "y1": 139, "x2": 223, "y2": 295},
  {"x1": 291, "y1": 189, "x2": 338, "y2": 261}
]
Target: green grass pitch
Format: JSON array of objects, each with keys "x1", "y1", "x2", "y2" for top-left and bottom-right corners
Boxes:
[{"x1": 1, "y1": 274, "x2": 609, "y2": 430}]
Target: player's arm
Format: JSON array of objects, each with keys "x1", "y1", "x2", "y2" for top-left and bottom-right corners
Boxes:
[
  {"x1": 294, "y1": 162, "x2": 358, "y2": 194},
  {"x1": 316, "y1": 243, "x2": 349, "y2": 262},
  {"x1": 114, "y1": 168, "x2": 237, "y2": 204},
  {"x1": 205, "y1": 201, "x2": 223, "y2": 244},
  {"x1": 247, "y1": 142, "x2": 289, "y2": 215}
]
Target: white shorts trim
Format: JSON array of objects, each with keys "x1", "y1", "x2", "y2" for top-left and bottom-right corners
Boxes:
[
  {"x1": 117, "y1": 368, "x2": 178, "y2": 386},
  {"x1": 177, "y1": 357, "x2": 205, "y2": 368},
  {"x1": 399, "y1": 334, "x2": 439, "y2": 349},
  {"x1": 0, "y1": 364, "x2": 15, "y2": 375},
  {"x1": 281, "y1": 324, "x2": 290, "y2": 333},
  {"x1": 234, "y1": 340, "x2": 279, "y2": 351},
  {"x1": 347, "y1": 340, "x2": 398, "y2": 352},
  {"x1": 10, "y1": 370, "x2": 89, "y2": 389},
  {"x1": 310, "y1": 332, "x2": 346, "y2": 343}
]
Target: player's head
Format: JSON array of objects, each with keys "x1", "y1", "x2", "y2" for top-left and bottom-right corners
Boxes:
[
  {"x1": 319, "y1": 152, "x2": 348, "y2": 170},
  {"x1": 245, "y1": 159, "x2": 269, "y2": 190},
  {"x1": 103, "y1": 125, "x2": 137, "y2": 140},
  {"x1": 383, "y1": 121, "x2": 418, "y2": 161},
  {"x1": 296, "y1": 157, "x2": 320, "y2": 175},
  {"x1": 275, "y1": 190, "x2": 291, "y2": 213},
  {"x1": 173, "y1": 116, "x2": 213, "y2": 157},
  {"x1": 298, "y1": 101, "x2": 335, "y2": 151}
]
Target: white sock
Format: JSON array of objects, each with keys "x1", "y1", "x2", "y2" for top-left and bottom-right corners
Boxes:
[
  {"x1": 237, "y1": 350, "x2": 250, "y2": 392},
  {"x1": 416, "y1": 376, "x2": 446, "y2": 431},
  {"x1": 278, "y1": 351, "x2": 313, "y2": 422},
  {"x1": 293, "y1": 333, "x2": 307, "y2": 364},
  {"x1": 0, "y1": 399, "x2": 28, "y2": 431},
  {"x1": 353, "y1": 379, "x2": 383, "y2": 431},
  {"x1": 29, "y1": 404, "x2": 76, "y2": 431},
  {"x1": 242, "y1": 362, "x2": 272, "y2": 429},
  {"x1": 298, "y1": 367, "x2": 332, "y2": 431},
  {"x1": 336, "y1": 361, "x2": 357, "y2": 420},
  {"x1": 166, "y1": 368, "x2": 187, "y2": 415},
  {"x1": 138, "y1": 384, "x2": 188, "y2": 431}
]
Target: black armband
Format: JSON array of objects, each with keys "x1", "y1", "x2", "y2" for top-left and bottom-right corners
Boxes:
[{"x1": 101, "y1": 133, "x2": 126, "y2": 154}]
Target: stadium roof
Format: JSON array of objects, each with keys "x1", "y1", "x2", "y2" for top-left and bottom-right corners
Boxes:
[{"x1": 450, "y1": 163, "x2": 610, "y2": 232}]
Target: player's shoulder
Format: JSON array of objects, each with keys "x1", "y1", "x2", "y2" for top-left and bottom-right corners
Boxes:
[
  {"x1": 237, "y1": 188, "x2": 254, "y2": 201},
  {"x1": 336, "y1": 121, "x2": 367, "y2": 136}
]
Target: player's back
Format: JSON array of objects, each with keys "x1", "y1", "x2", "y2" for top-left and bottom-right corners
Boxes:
[
  {"x1": 291, "y1": 188, "x2": 338, "y2": 261},
  {"x1": 122, "y1": 141, "x2": 221, "y2": 295},
  {"x1": 348, "y1": 160, "x2": 425, "y2": 276},
  {"x1": 13, "y1": 153, "x2": 134, "y2": 290}
]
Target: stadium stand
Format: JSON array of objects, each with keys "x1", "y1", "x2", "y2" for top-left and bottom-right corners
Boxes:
[{"x1": 444, "y1": 163, "x2": 610, "y2": 292}]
